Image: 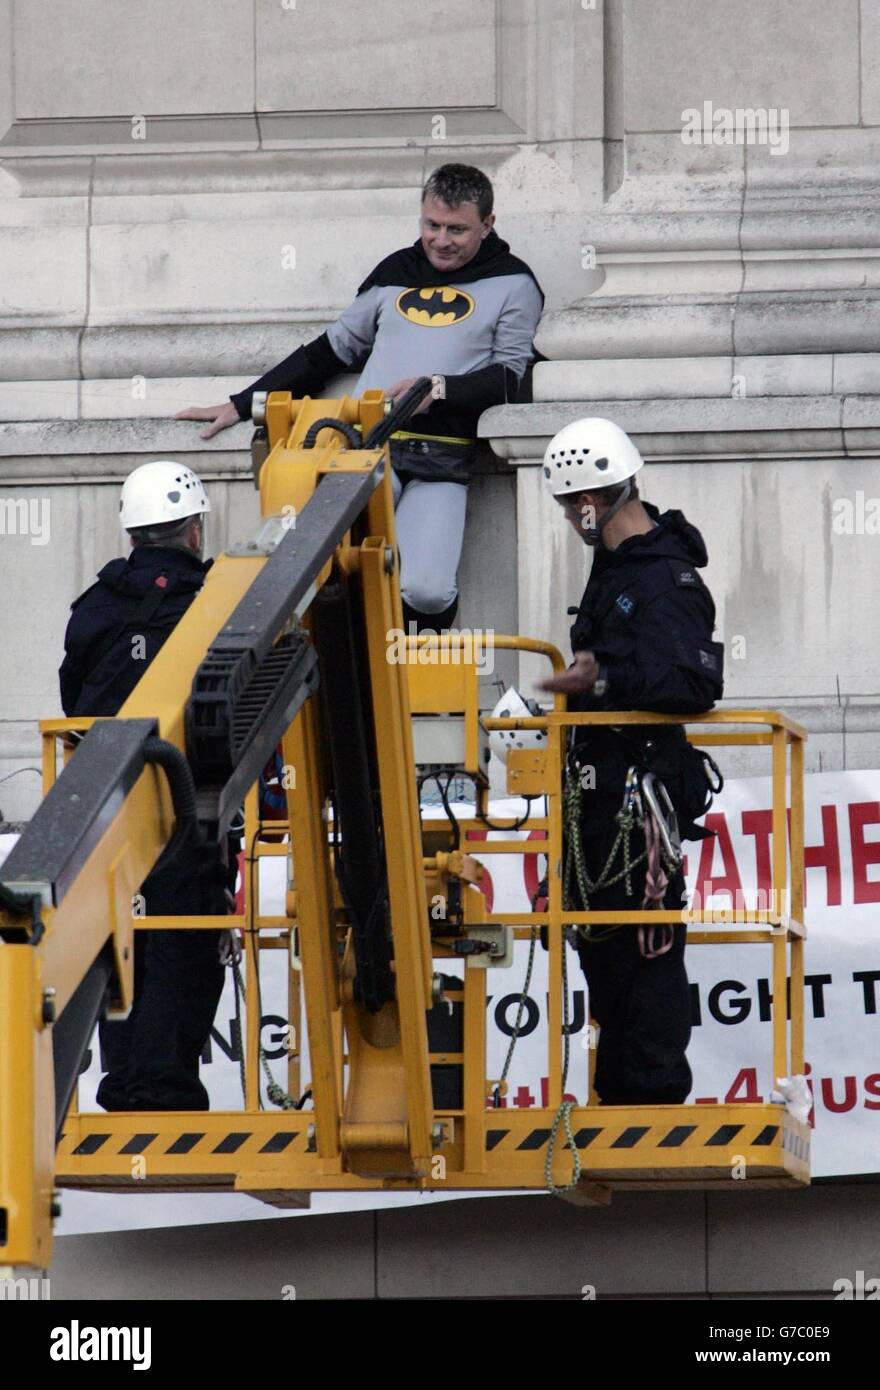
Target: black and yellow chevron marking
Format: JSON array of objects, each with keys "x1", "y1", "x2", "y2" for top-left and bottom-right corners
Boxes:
[
  {"x1": 56, "y1": 1104, "x2": 809, "y2": 1194},
  {"x1": 72, "y1": 1130, "x2": 301, "y2": 1157},
  {"x1": 486, "y1": 1119, "x2": 805, "y2": 1156},
  {"x1": 59, "y1": 1125, "x2": 310, "y2": 1163}
]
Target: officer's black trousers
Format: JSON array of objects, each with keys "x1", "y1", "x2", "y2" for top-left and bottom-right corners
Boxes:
[
  {"x1": 96, "y1": 846, "x2": 226, "y2": 1112},
  {"x1": 573, "y1": 820, "x2": 692, "y2": 1106}
]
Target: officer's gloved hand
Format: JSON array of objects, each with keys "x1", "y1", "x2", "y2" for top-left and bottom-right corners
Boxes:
[
  {"x1": 539, "y1": 650, "x2": 599, "y2": 696},
  {"x1": 218, "y1": 930, "x2": 242, "y2": 967}
]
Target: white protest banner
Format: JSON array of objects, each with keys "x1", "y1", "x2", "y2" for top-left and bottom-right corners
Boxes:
[{"x1": 4, "y1": 765, "x2": 878, "y2": 1236}]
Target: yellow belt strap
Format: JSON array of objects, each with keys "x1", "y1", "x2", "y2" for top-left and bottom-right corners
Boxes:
[{"x1": 353, "y1": 425, "x2": 476, "y2": 447}]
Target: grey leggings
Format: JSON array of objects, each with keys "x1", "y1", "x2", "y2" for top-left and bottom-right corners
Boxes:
[{"x1": 392, "y1": 470, "x2": 469, "y2": 614}]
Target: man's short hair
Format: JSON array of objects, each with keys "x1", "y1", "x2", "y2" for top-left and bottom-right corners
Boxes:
[
  {"x1": 422, "y1": 164, "x2": 494, "y2": 220},
  {"x1": 128, "y1": 514, "x2": 200, "y2": 547},
  {"x1": 595, "y1": 480, "x2": 639, "y2": 504}
]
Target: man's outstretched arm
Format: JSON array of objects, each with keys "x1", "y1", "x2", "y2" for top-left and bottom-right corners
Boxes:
[
  {"x1": 176, "y1": 287, "x2": 381, "y2": 438},
  {"x1": 174, "y1": 332, "x2": 352, "y2": 439}
]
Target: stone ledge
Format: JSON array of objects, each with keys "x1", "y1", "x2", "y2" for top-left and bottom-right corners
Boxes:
[
  {"x1": 0, "y1": 420, "x2": 509, "y2": 485},
  {"x1": 480, "y1": 396, "x2": 880, "y2": 462},
  {"x1": 5, "y1": 393, "x2": 880, "y2": 475},
  {"x1": 536, "y1": 354, "x2": 880, "y2": 400},
  {"x1": 0, "y1": 109, "x2": 527, "y2": 159},
  {"x1": 536, "y1": 291, "x2": 880, "y2": 361}
]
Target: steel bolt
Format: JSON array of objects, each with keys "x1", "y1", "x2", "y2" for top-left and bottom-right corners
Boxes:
[{"x1": 42, "y1": 988, "x2": 56, "y2": 1026}]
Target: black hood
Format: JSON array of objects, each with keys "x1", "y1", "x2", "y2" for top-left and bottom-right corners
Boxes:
[
  {"x1": 595, "y1": 502, "x2": 709, "y2": 572},
  {"x1": 357, "y1": 228, "x2": 544, "y2": 300},
  {"x1": 94, "y1": 545, "x2": 210, "y2": 600}
]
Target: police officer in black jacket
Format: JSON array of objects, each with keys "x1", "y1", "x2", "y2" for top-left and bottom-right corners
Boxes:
[
  {"x1": 540, "y1": 418, "x2": 724, "y2": 1106},
  {"x1": 59, "y1": 460, "x2": 227, "y2": 1112}
]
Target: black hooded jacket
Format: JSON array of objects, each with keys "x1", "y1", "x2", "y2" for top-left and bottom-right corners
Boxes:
[
  {"x1": 60, "y1": 545, "x2": 211, "y2": 718},
  {"x1": 569, "y1": 503, "x2": 724, "y2": 717},
  {"x1": 566, "y1": 503, "x2": 724, "y2": 835}
]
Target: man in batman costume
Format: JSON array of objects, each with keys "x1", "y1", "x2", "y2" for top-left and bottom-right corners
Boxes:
[{"x1": 178, "y1": 164, "x2": 544, "y2": 632}]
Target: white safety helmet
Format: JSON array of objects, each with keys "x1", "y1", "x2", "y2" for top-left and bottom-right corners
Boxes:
[
  {"x1": 119, "y1": 461, "x2": 211, "y2": 532},
  {"x1": 488, "y1": 687, "x2": 547, "y2": 765},
  {"x1": 543, "y1": 417, "x2": 644, "y2": 542},
  {"x1": 542, "y1": 417, "x2": 643, "y2": 497}
]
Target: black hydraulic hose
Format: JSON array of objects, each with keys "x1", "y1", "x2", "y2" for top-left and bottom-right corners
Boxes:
[
  {"x1": 52, "y1": 942, "x2": 115, "y2": 1141},
  {"x1": 312, "y1": 576, "x2": 394, "y2": 1012},
  {"x1": 143, "y1": 736, "x2": 200, "y2": 855},
  {"x1": 363, "y1": 376, "x2": 433, "y2": 450},
  {"x1": 302, "y1": 417, "x2": 362, "y2": 450},
  {"x1": 301, "y1": 377, "x2": 432, "y2": 456}
]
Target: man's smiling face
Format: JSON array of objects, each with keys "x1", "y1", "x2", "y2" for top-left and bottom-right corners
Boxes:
[{"x1": 420, "y1": 194, "x2": 495, "y2": 274}]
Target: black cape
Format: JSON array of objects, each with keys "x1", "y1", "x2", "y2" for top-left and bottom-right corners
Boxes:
[{"x1": 357, "y1": 228, "x2": 544, "y2": 301}]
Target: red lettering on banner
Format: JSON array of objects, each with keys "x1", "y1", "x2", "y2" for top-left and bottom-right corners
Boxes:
[
  {"x1": 849, "y1": 801, "x2": 880, "y2": 904},
  {"x1": 864, "y1": 1074, "x2": 880, "y2": 1110},
  {"x1": 540, "y1": 1076, "x2": 578, "y2": 1105},
  {"x1": 465, "y1": 829, "x2": 495, "y2": 912},
  {"x1": 820, "y1": 1075, "x2": 858, "y2": 1113},
  {"x1": 724, "y1": 1067, "x2": 763, "y2": 1104},
  {"x1": 513, "y1": 1086, "x2": 536, "y2": 1108},
  {"x1": 803, "y1": 804, "x2": 842, "y2": 907},
  {"x1": 694, "y1": 812, "x2": 743, "y2": 903},
  {"x1": 523, "y1": 829, "x2": 548, "y2": 907},
  {"x1": 741, "y1": 810, "x2": 773, "y2": 897}
]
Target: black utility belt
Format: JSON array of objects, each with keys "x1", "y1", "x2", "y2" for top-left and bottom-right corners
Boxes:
[{"x1": 389, "y1": 435, "x2": 477, "y2": 485}]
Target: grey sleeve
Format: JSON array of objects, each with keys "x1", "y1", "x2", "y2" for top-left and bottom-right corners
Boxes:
[
  {"x1": 325, "y1": 285, "x2": 382, "y2": 365},
  {"x1": 491, "y1": 276, "x2": 544, "y2": 378}
]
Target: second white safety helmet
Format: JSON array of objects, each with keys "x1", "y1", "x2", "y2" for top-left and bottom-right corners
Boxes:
[
  {"x1": 488, "y1": 687, "x2": 547, "y2": 765},
  {"x1": 542, "y1": 417, "x2": 644, "y2": 498},
  {"x1": 120, "y1": 460, "x2": 211, "y2": 531}
]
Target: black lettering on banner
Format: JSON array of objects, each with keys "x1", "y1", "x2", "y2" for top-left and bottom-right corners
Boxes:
[
  {"x1": 708, "y1": 980, "x2": 751, "y2": 1025},
  {"x1": 261, "y1": 1015, "x2": 290, "y2": 1060},
  {"x1": 208, "y1": 1014, "x2": 288, "y2": 1063},
  {"x1": 495, "y1": 993, "x2": 540, "y2": 1039},
  {"x1": 208, "y1": 1023, "x2": 238, "y2": 1063},
  {"x1": 757, "y1": 976, "x2": 793, "y2": 1022},
  {"x1": 561, "y1": 991, "x2": 586, "y2": 1035},
  {"x1": 484, "y1": 993, "x2": 584, "y2": 1036},
  {"x1": 805, "y1": 975, "x2": 832, "y2": 1018},
  {"x1": 853, "y1": 969, "x2": 880, "y2": 1013}
]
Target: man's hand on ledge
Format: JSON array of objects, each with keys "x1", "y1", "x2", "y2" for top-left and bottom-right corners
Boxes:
[
  {"x1": 539, "y1": 650, "x2": 599, "y2": 696},
  {"x1": 175, "y1": 401, "x2": 242, "y2": 440}
]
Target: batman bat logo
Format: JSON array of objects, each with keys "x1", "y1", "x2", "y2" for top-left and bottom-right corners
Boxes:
[{"x1": 395, "y1": 285, "x2": 475, "y2": 327}]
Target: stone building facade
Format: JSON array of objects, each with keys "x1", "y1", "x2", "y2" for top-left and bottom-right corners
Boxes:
[{"x1": 2, "y1": 0, "x2": 878, "y2": 1297}]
